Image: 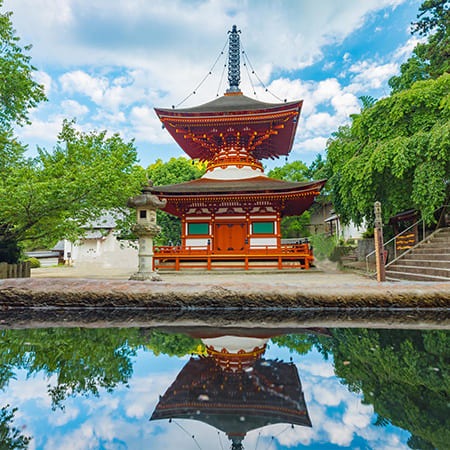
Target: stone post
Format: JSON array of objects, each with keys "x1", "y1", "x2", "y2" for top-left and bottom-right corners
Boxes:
[
  {"x1": 127, "y1": 182, "x2": 167, "y2": 281},
  {"x1": 374, "y1": 201, "x2": 386, "y2": 282}
]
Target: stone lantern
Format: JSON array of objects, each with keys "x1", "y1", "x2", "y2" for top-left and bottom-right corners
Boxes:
[{"x1": 127, "y1": 181, "x2": 166, "y2": 281}]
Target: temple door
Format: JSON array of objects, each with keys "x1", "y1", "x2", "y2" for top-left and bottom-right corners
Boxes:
[{"x1": 214, "y1": 222, "x2": 246, "y2": 253}]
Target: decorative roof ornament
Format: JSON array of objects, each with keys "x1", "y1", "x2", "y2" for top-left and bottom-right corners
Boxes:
[{"x1": 227, "y1": 25, "x2": 241, "y2": 93}]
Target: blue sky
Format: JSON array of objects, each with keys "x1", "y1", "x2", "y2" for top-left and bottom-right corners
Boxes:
[{"x1": 4, "y1": 0, "x2": 423, "y2": 170}]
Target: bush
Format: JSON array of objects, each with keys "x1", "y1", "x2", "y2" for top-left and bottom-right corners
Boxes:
[
  {"x1": 329, "y1": 245, "x2": 352, "y2": 262},
  {"x1": 309, "y1": 234, "x2": 337, "y2": 261},
  {"x1": 25, "y1": 257, "x2": 40, "y2": 268}
]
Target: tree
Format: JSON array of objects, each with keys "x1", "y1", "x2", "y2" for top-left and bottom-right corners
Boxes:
[
  {"x1": 388, "y1": 55, "x2": 430, "y2": 94},
  {"x1": 0, "y1": 120, "x2": 147, "y2": 259},
  {"x1": 0, "y1": 2, "x2": 47, "y2": 262},
  {"x1": 147, "y1": 157, "x2": 205, "y2": 245},
  {"x1": 0, "y1": 405, "x2": 31, "y2": 449},
  {"x1": 412, "y1": 0, "x2": 450, "y2": 78},
  {"x1": 268, "y1": 159, "x2": 325, "y2": 237},
  {"x1": 0, "y1": 2, "x2": 46, "y2": 128},
  {"x1": 389, "y1": 0, "x2": 449, "y2": 93},
  {"x1": 267, "y1": 160, "x2": 309, "y2": 182},
  {"x1": 0, "y1": 327, "x2": 200, "y2": 410},
  {"x1": 327, "y1": 74, "x2": 450, "y2": 226}
]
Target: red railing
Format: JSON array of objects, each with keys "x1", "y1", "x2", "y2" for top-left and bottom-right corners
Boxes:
[{"x1": 153, "y1": 243, "x2": 314, "y2": 271}]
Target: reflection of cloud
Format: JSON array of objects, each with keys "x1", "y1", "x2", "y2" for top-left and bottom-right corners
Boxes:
[
  {"x1": 123, "y1": 373, "x2": 170, "y2": 419},
  {"x1": 298, "y1": 360, "x2": 335, "y2": 378},
  {"x1": 48, "y1": 405, "x2": 80, "y2": 427},
  {"x1": 8, "y1": 371, "x2": 55, "y2": 408},
  {"x1": 0, "y1": 348, "x2": 411, "y2": 449}
]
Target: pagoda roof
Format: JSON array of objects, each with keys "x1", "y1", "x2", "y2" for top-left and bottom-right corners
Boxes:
[
  {"x1": 156, "y1": 93, "x2": 301, "y2": 114},
  {"x1": 150, "y1": 357, "x2": 311, "y2": 436},
  {"x1": 154, "y1": 94, "x2": 303, "y2": 161},
  {"x1": 150, "y1": 176, "x2": 326, "y2": 216}
]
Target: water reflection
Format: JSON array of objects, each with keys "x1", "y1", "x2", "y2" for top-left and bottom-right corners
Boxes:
[
  {"x1": 151, "y1": 334, "x2": 311, "y2": 450},
  {"x1": 0, "y1": 326, "x2": 447, "y2": 449}
]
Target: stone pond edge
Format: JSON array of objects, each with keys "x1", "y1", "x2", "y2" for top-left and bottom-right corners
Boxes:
[{"x1": 1, "y1": 278, "x2": 449, "y2": 309}]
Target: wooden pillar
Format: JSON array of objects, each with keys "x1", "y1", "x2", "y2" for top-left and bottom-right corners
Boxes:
[
  {"x1": 374, "y1": 201, "x2": 386, "y2": 282},
  {"x1": 181, "y1": 213, "x2": 186, "y2": 248}
]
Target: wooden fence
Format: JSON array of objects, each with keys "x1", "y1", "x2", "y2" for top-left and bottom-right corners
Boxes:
[{"x1": 0, "y1": 261, "x2": 31, "y2": 279}]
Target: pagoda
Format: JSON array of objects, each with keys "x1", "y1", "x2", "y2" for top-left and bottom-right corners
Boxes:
[
  {"x1": 150, "y1": 25, "x2": 326, "y2": 270},
  {"x1": 151, "y1": 333, "x2": 311, "y2": 450}
]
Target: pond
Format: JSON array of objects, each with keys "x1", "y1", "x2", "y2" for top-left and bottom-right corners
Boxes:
[{"x1": 0, "y1": 322, "x2": 448, "y2": 450}]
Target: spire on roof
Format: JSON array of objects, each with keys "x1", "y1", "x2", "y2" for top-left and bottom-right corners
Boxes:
[{"x1": 227, "y1": 25, "x2": 241, "y2": 93}]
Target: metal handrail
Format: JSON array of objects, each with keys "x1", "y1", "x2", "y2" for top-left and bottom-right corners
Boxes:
[{"x1": 365, "y1": 204, "x2": 449, "y2": 274}]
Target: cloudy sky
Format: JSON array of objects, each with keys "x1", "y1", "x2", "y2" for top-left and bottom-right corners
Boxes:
[{"x1": 4, "y1": 0, "x2": 423, "y2": 169}]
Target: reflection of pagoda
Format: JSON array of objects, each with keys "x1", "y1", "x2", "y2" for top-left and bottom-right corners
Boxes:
[
  {"x1": 150, "y1": 26, "x2": 326, "y2": 271},
  {"x1": 151, "y1": 335, "x2": 311, "y2": 449}
]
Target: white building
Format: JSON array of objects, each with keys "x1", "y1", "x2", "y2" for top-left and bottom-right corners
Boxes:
[
  {"x1": 63, "y1": 213, "x2": 137, "y2": 270},
  {"x1": 324, "y1": 212, "x2": 366, "y2": 241}
]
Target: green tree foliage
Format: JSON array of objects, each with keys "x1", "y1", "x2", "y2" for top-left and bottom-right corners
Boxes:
[
  {"x1": 389, "y1": 55, "x2": 431, "y2": 94},
  {"x1": 326, "y1": 329, "x2": 449, "y2": 450},
  {"x1": 0, "y1": 405, "x2": 31, "y2": 449},
  {"x1": 0, "y1": 2, "x2": 46, "y2": 262},
  {"x1": 267, "y1": 160, "x2": 309, "y2": 182},
  {"x1": 147, "y1": 157, "x2": 206, "y2": 245},
  {"x1": 327, "y1": 74, "x2": 450, "y2": 225},
  {"x1": 0, "y1": 2, "x2": 46, "y2": 128},
  {"x1": 267, "y1": 157, "x2": 330, "y2": 238},
  {"x1": 144, "y1": 330, "x2": 202, "y2": 357},
  {"x1": 412, "y1": 0, "x2": 450, "y2": 78},
  {"x1": 389, "y1": 0, "x2": 449, "y2": 93},
  {"x1": 271, "y1": 334, "x2": 313, "y2": 355},
  {"x1": 0, "y1": 121, "x2": 147, "y2": 257},
  {"x1": 268, "y1": 160, "x2": 312, "y2": 237}
]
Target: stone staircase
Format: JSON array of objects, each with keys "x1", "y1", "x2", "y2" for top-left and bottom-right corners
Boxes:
[{"x1": 385, "y1": 227, "x2": 450, "y2": 282}]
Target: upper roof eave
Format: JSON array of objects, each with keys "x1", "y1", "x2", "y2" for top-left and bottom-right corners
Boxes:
[{"x1": 155, "y1": 94, "x2": 302, "y2": 116}]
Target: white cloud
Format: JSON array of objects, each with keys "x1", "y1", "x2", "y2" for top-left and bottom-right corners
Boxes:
[
  {"x1": 294, "y1": 137, "x2": 329, "y2": 154},
  {"x1": 331, "y1": 92, "x2": 360, "y2": 117},
  {"x1": 61, "y1": 99, "x2": 89, "y2": 116},
  {"x1": 6, "y1": 0, "x2": 408, "y2": 93},
  {"x1": 5, "y1": 0, "x2": 415, "y2": 166},
  {"x1": 393, "y1": 36, "x2": 424, "y2": 60},
  {"x1": 347, "y1": 61, "x2": 399, "y2": 93},
  {"x1": 34, "y1": 70, "x2": 53, "y2": 95},
  {"x1": 305, "y1": 112, "x2": 339, "y2": 133},
  {"x1": 59, "y1": 71, "x2": 108, "y2": 105}
]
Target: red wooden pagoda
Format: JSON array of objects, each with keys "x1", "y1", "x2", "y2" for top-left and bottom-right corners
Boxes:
[
  {"x1": 151, "y1": 334, "x2": 311, "y2": 450},
  {"x1": 151, "y1": 25, "x2": 326, "y2": 270}
]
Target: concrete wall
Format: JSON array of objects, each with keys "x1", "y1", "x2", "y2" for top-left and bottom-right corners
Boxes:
[
  {"x1": 66, "y1": 232, "x2": 138, "y2": 270},
  {"x1": 357, "y1": 238, "x2": 375, "y2": 262}
]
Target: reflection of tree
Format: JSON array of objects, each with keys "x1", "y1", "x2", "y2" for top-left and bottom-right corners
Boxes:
[
  {"x1": 0, "y1": 405, "x2": 31, "y2": 449},
  {"x1": 270, "y1": 334, "x2": 313, "y2": 355},
  {"x1": 0, "y1": 328, "x2": 142, "y2": 409},
  {"x1": 0, "y1": 328, "x2": 201, "y2": 409},
  {"x1": 144, "y1": 330, "x2": 202, "y2": 357},
  {"x1": 325, "y1": 329, "x2": 449, "y2": 450}
]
